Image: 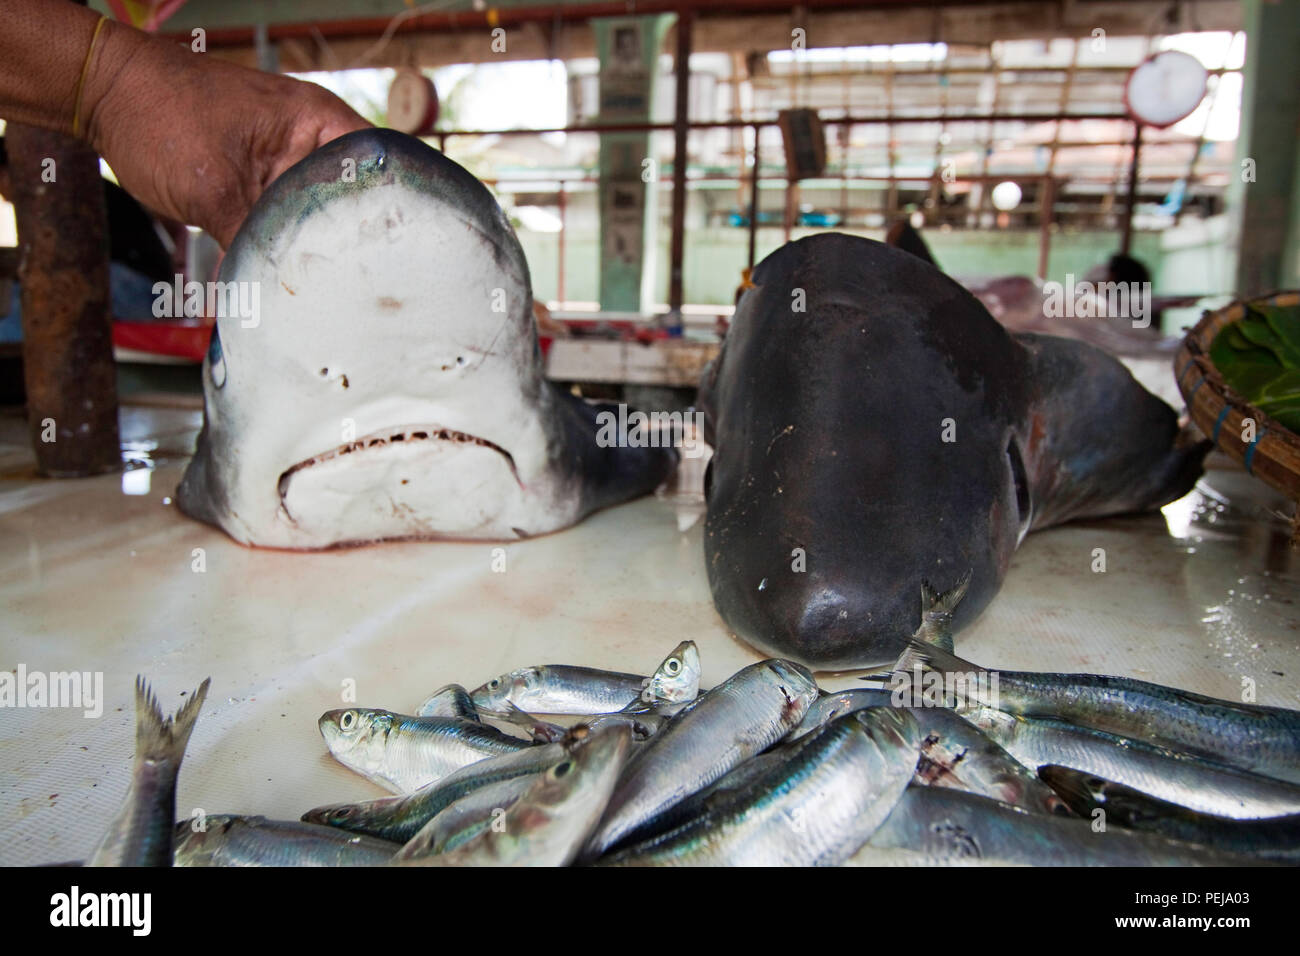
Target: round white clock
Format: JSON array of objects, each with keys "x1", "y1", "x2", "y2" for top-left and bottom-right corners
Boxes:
[
  {"x1": 1124, "y1": 50, "x2": 1209, "y2": 129},
  {"x1": 387, "y1": 70, "x2": 440, "y2": 135}
]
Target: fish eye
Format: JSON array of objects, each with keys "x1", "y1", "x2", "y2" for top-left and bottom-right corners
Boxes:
[
  {"x1": 552, "y1": 761, "x2": 573, "y2": 779},
  {"x1": 339, "y1": 710, "x2": 357, "y2": 731},
  {"x1": 208, "y1": 326, "x2": 227, "y2": 388},
  {"x1": 334, "y1": 807, "x2": 354, "y2": 820},
  {"x1": 665, "y1": 658, "x2": 682, "y2": 675},
  {"x1": 488, "y1": 678, "x2": 501, "y2": 690}
]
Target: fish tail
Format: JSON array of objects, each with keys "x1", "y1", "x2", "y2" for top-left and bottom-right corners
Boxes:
[
  {"x1": 915, "y1": 570, "x2": 973, "y2": 653},
  {"x1": 924, "y1": 570, "x2": 972, "y2": 617},
  {"x1": 134, "y1": 676, "x2": 210, "y2": 764},
  {"x1": 892, "y1": 638, "x2": 981, "y2": 679}
]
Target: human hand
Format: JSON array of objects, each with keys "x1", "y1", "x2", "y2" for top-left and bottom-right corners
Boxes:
[{"x1": 82, "y1": 20, "x2": 370, "y2": 249}]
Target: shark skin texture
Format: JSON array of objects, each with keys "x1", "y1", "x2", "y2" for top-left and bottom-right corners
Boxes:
[
  {"x1": 698, "y1": 234, "x2": 1208, "y2": 669},
  {"x1": 178, "y1": 130, "x2": 677, "y2": 549}
]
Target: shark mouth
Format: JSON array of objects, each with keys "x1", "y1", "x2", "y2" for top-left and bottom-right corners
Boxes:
[{"x1": 277, "y1": 424, "x2": 521, "y2": 518}]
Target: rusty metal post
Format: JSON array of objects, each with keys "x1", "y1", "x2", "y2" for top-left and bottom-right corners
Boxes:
[
  {"x1": 1037, "y1": 176, "x2": 1056, "y2": 281},
  {"x1": 7, "y1": 124, "x2": 120, "y2": 477},
  {"x1": 667, "y1": 9, "x2": 693, "y2": 313},
  {"x1": 1120, "y1": 122, "x2": 1143, "y2": 256}
]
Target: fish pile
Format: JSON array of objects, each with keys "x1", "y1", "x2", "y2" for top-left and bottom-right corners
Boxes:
[{"x1": 69, "y1": 603, "x2": 1300, "y2": 867}]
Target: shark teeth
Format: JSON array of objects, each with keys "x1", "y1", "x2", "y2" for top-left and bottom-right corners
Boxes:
[{"x1": 277, "y1": 425, "x2": 519, "y2": 499}]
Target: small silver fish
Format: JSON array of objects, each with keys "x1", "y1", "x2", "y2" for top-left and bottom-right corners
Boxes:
[
  {"x1": 394, "y1": 775, "x2": 536, "y2": 858},
  {"x1": 583, "y1": 659, "x2": 819, "y2": 858},
  {"x1": 789, "y1": 688, "x2": 895, "y2": 741},
  {"x1": 87, "y1": 676, "x2": 210, "y2": 867},
  {"x1": 911, "y1": 707, "x2": 1069, "y2": 816},
  {"x1": 895, "y1": 639, "x2": 1300, "y2": 784},
  {"x1": 969, "y1": 708, "x2": 1300, "y2": 819},
  {"x1": 173, "y1": 815, "x2": 399, "y2": 866},
  {"x1": 414, "y1": 684, "x2": 480, "y2": 721},
  {"x1": 472, "y1": 665, "x2": 647, "y2": 715},
  {"x1": 319, "y1": 708, "x2": 529, "y2": 794},
  {"x1": 396, "y1": 722, "x2": 632, "y2": 866},
  {"x1": 477, "y1": 701, "x2": 569, "y2": 743},
  {"x1": 601, "y1": 707, "x2": 920, "y2": 866},
  {"x1": 638, "y1": 641, "x2": 701, "y2": 705},
  {"x1": 304, "y1": 738, "x2": 570, "y2": 844},
  {"x1": 1039, "y1": 765, "x2": 1300, "y2": 864},
  {"x1": 861, "y1": 785, "x2": 1270, "y2": 866}
]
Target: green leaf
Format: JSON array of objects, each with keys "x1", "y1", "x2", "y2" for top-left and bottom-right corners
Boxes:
[
  {"x1": 1210, "y1": 304, "x2": 1300, "y2": 435},
  {"x1": 1237, "y1": 312, "x2": 1300, "y2": 367},
  {"x1": 1260, "y1": 304, "x2": 1300, "y2": 365}
]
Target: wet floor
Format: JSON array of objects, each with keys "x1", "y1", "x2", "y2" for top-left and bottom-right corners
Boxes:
[{"x1": 0, "y1": 399, "x2": 1296, "y2": 864}]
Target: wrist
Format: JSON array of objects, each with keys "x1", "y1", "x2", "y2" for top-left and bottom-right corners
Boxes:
[{"x1": 79, "y1": 18, "x2": 150, "y2": 155}]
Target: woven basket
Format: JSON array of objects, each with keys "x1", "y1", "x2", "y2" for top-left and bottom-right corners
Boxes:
[{"x1": 1174, "y1": 291, "x2": 1300, "y2": 543}]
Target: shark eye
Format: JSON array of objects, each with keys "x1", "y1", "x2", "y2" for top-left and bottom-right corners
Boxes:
[
  {"x1": 664, "y1": 658, "x2": 682, "y2": 676},
  {"x1": 339, "y1": 710, "x2": 357, "y2": 732},
  {"x1": 208, "y1": 326, "x2": 227, "y2": 388}
]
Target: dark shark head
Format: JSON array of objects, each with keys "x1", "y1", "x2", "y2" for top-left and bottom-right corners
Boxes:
[
  {"x1": 178, "y1": 130, "x2": 675, "y2": 547},
  {"x1": 700, "y1": 234, "x2": 1204, "y2": 669}
]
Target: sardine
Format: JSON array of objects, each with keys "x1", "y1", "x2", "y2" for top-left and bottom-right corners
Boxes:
[
  {"x1": 478, "y1": 701, "x2": 569, "y2": 743},
  {"x1": 414, "y1": 684, "x2": 480, "y2": 721},
  {"x1": 319, "y1": 708, "x2": 529, "y2": 794},
  {"x1": 638, "y1": 640, "x2": 702, "y2": 705},
  {"x1": 173, "y1": 815, "x2": 399, "y2": 866},
  {"x1": 469, "y1": 642, "x2": 702, "y2": 717},
  {"x1": 396, "y1": 723, "x2": 632, "y2": 866},
  {"x1": 303, "y1": 738, "x2": 569, "y2": 844},
  {"x1": 582, "y1": 659, "x2": 819, "y2": 858},
  {"x1": 471, "y1": 665, "x2": 648, "y2": 715},
  {"x1": 611, "y1": 738, "x2": 802, "y2": 848},
  {"x1": 895, "y1": 639, "x2": 1300, "y2": 783},
  {"x1": 861, "y1": 785, "x2": 1267, "y2": 866},
  {"x1": 601, "y1": 707, "x2": 919, "y2": 866},
  {"x1": 789, "y1": 688, "x2": 895, "y2": 740},
  {"x1": 393, "y1": 775, "x2": 535, "y2": 857},
  {"x1": 87, "y1": 676, "x2": 210, "y2": 867},
  {"x1": 1039, "y1": 765, "x2": 1300, "y2": 864},
  {"x1": 912, "y1": 707, "x2": 1070, "y2": 816},
  {"x1": 968, "y1": 708, "x2": 1300, "y2": 819}
]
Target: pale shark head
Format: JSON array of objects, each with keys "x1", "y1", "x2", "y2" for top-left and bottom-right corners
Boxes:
[{"x1": 178, "y1": 130, "x2": 676, "y2": 548}]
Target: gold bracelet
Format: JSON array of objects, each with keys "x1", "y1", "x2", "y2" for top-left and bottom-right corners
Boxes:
[{"x1": 71, "y1": 15, "x2": 109, "y2": 138}]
